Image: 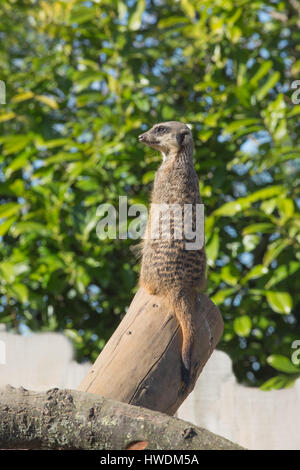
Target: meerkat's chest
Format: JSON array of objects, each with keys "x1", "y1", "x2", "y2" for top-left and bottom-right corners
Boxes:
[{"x1": 153, "y1": 167, "x2": 199, "y2": 205}]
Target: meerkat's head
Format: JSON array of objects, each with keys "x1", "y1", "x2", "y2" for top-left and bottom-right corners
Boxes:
[{"x1": 138, "y1": 121, "x2": 193, "y2": 160}]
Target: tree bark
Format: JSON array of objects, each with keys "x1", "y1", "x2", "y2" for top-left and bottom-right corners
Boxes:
[
  {"x1": 78, "y1": 288, "x2": 224, "y2": 415},
  {"x1": 0, "y1": 386, "x2": 243, "y2": 450}
]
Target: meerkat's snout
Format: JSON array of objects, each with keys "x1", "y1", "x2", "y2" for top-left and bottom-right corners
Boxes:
[
  {"x1": 138, "y1": 132, "x2": 153, "y2": 144},
  {"x1": 138, "y1": 130, "x2": 160, "y2": 149},
  {"x1": 138, "y1": 133, "x2": 146, "y2": 142}
]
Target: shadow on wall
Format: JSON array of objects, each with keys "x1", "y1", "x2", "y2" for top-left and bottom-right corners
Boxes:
[
  {"x1": 0, "y1": 329, "x2": 299, "y2": 450},
  {"x1": 177, "y1": 350, "x2": 300, "y2": 450}
]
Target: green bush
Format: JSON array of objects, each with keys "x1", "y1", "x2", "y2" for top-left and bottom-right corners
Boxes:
[{"x1": 0, "y1": 0, "x2": 299, "y2": 387}]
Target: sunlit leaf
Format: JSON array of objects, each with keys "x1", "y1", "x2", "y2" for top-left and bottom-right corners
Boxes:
[
  {"x1": 263, "y1": 239, "x2": 290, "y2": 266},
  {"x1": 256, "y1": 72, "x2": 280, "y2": 101},
  {"x1": 0, "y1": 203, "x2": 21, "y2": 219},
  {"x1": 211, "y1": 288, "x2": 235, "y2": 305},
  {"x1": 241, "y1": 265, "x2": 268, "y2": 284},
  {"x1": 35, "y1": 95, "x2": 59, "y2": 109},
  {"x1": 206, "y1": 231, "x2": 219, "y2": 267},
  {"x1": 260, "y1": 375, "x2": 298, "y2": 391},
  {"x1": 129, "y1": 0, "x2": 145, "y2": 30},
  {"x1": 267, "y1": 355, "x2": 300, "y2": 374},
  {"x1": 266, "y1": 291, "x2": 293, "y2": 314},
  {"x1": 233, "y1": 315, "x2": 252, "y2": 337}
]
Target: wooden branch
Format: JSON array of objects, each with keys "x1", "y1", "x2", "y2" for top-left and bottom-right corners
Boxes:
[
  {"x1": 289, "y1": 0, "x2": 300, "y2": 15},
  {"x1": 269, "y1": 11, "x2": 288, "y2": 23},
  {"x1": 78, "y1": 288, "x2": 224, "y2": 415},
  {"x1": 0, "y1": 386, "x2": 242, "y2": 450}
]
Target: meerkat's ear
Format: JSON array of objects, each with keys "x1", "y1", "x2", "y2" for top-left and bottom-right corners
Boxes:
[{"x1": 176, "y1": 130, "x2": 190, "y2": 147}]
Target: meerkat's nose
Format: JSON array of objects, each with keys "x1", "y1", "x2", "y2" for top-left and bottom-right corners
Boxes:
[{"x1": 138, "y1": 133, "x2": 146, "y2": 141}]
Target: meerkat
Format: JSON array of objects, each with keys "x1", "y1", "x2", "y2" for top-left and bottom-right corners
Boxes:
[{"x1": 138, "y1": 121, "x2": 206, "y2": 387}]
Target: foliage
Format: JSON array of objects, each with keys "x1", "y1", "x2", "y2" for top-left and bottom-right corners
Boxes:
[{"x1": 0, "y1": 0, "x2": 299, "y2": 387}]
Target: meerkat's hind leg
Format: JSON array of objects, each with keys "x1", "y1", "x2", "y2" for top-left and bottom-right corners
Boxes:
[
  {"x1": 169, "y1": 289, "x2": 196, "y2": 390},
  {"x1": 139, "y1": 279, "x2": 159, "y2": 296}
]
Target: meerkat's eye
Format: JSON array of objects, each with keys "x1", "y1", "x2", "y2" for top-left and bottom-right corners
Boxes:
[{"x1": 155, "y1": 126, "x2": 168, "y2": 134}]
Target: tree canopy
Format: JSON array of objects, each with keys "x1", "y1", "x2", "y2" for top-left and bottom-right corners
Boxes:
[{"x1": 0, "y1": 0, "x2": 299, "y2": 388}]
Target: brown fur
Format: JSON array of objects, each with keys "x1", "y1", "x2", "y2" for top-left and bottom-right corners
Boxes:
[{"x1": 138, "y1": 121, "x2": 206, "y2": 385}]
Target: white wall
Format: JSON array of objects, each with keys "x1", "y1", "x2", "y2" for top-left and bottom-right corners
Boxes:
[
  {"x1": 178, "y1": 350, "x2": 300, "y2": 450},
  {"x1": 0, "y1": 330, "x2": 90, "y2": 391}
]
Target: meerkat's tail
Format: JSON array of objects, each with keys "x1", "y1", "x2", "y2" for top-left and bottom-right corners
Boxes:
[{"x1": 167, "y1": 289, "x2": 197, "y2": 388}]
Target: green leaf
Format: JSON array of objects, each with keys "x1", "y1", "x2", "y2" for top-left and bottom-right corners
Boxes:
[
  {"x1": 213, "y1": 187, "x2": 284, "y2": 219},
  {"x1": 35, "y1": 95, "x2": 59, "y2": 109},
  {"x1": 211, "y1": 288, "x2": 235, "y2": 305},
  {"x1": 118, "y1": 1, "x2": 127, "y2": 21},
  {"x1": 278, "y1": 198, "x2": 294, "y2": 223},
  {"x1": 242, "y1": 223, "x2": 274, "y2": 235},
  {"x1": 250, "y1": 61, "x2": 273, "y2": 86},
  {"x1": 260, "y1": 375, "x2": 298, "y2": 391},
  {"x1": 214, "y1": 200, "x2": 245, "y2": 216},
  {"x1": 75, "y1": 265, "x2": 91, "y2": 294},
  {"x1": 221, "y1": 263, "x2": 240, "y2": 286},
  {"x1": 0, "y1": 261, "x2": 15, "y2": 283},
  {"x1": 158, "y1": 16, "x2": 189, "y2": 28},
  {"x1": 0, "y1": 217, "x2": 16, "y2": 236},
  {"x1": 0, "y1": 112, "x2": 16, "y2": 122},
  {"x1": 265, "y1": 262, "x2": 300, "y2": 289},
  {"x1": 267, "y1": 355, "x2": 300, "y2": 374},
  {"x1": 266, "y1": 291, "x2": 293, "y2": 314},
  {"x1": 223, "y1": 118, "x2": 259, "y2": 134},
  {"x1": 0, "y1": 203, "x2": 21, "y2": 219},
  {"x1": 12, "y1": 221, "x2": 52, "y2": 237},
  {"x1": 42, "y1": 139, "x2": 71, "y2": 149},
  {"x1": 5, "y1": 150, "x2": 32, "y2": 178},
  {"x1": 11, "y1": 91, "x2": 34, "y2": 103},
  {"x1": 64, "y1": 329, "x2": 83, "y2": 345},
  {"x1": 256, "y1": 71, "x2": 280, "y2": 101},
  {"x1": 263, "y1": 239, "x2": 290, "y2": 266},
  {"x1": 206, "y1": 231, "x2": 219, "y2": 267},
  {"x1": 2, "y1": 135, "x2": 31, "y2": 155},
  {"x1": 241, "y1": 265, "x2": 268, "y2": 284},
  {"x1": 9, "y1": 283, "x2": 29, "y2": 303},
  {"x1": 70, "y1": 6, "x2": 96, "y2": 24},
  {"x1": 45, "y1": 152, "x2": 82, "y2": 165},
  {"x1": 142, "y1": 171, "x2": 155, "y2": 184},
  {"x1": 129, "y1": 0, "x2": 145, "y2": 30},
  {"x1": 181, "y1": 0, "x2": 195, "y2": 20},
  {"x1": 260, "y1": 198, "x2": 277, "y2": 215},
  {"x1": 246, "y1": 186, "x2": 285, "y2": 203},
  {"x1": 242, "y1": 234, "x2": 260, "y2": 251},
  {"x1": 233, "y1": 315, "x2": 252, "y2": 337}
]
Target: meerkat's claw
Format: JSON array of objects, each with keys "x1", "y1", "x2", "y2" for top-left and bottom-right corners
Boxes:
[{"x1": 181, "y1": 362, "x2": 191, "y2": 389}]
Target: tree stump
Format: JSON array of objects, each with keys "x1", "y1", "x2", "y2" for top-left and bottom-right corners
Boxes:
[{"x1": 78, "y1": 288, "x2": 223, "y2": 416}]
